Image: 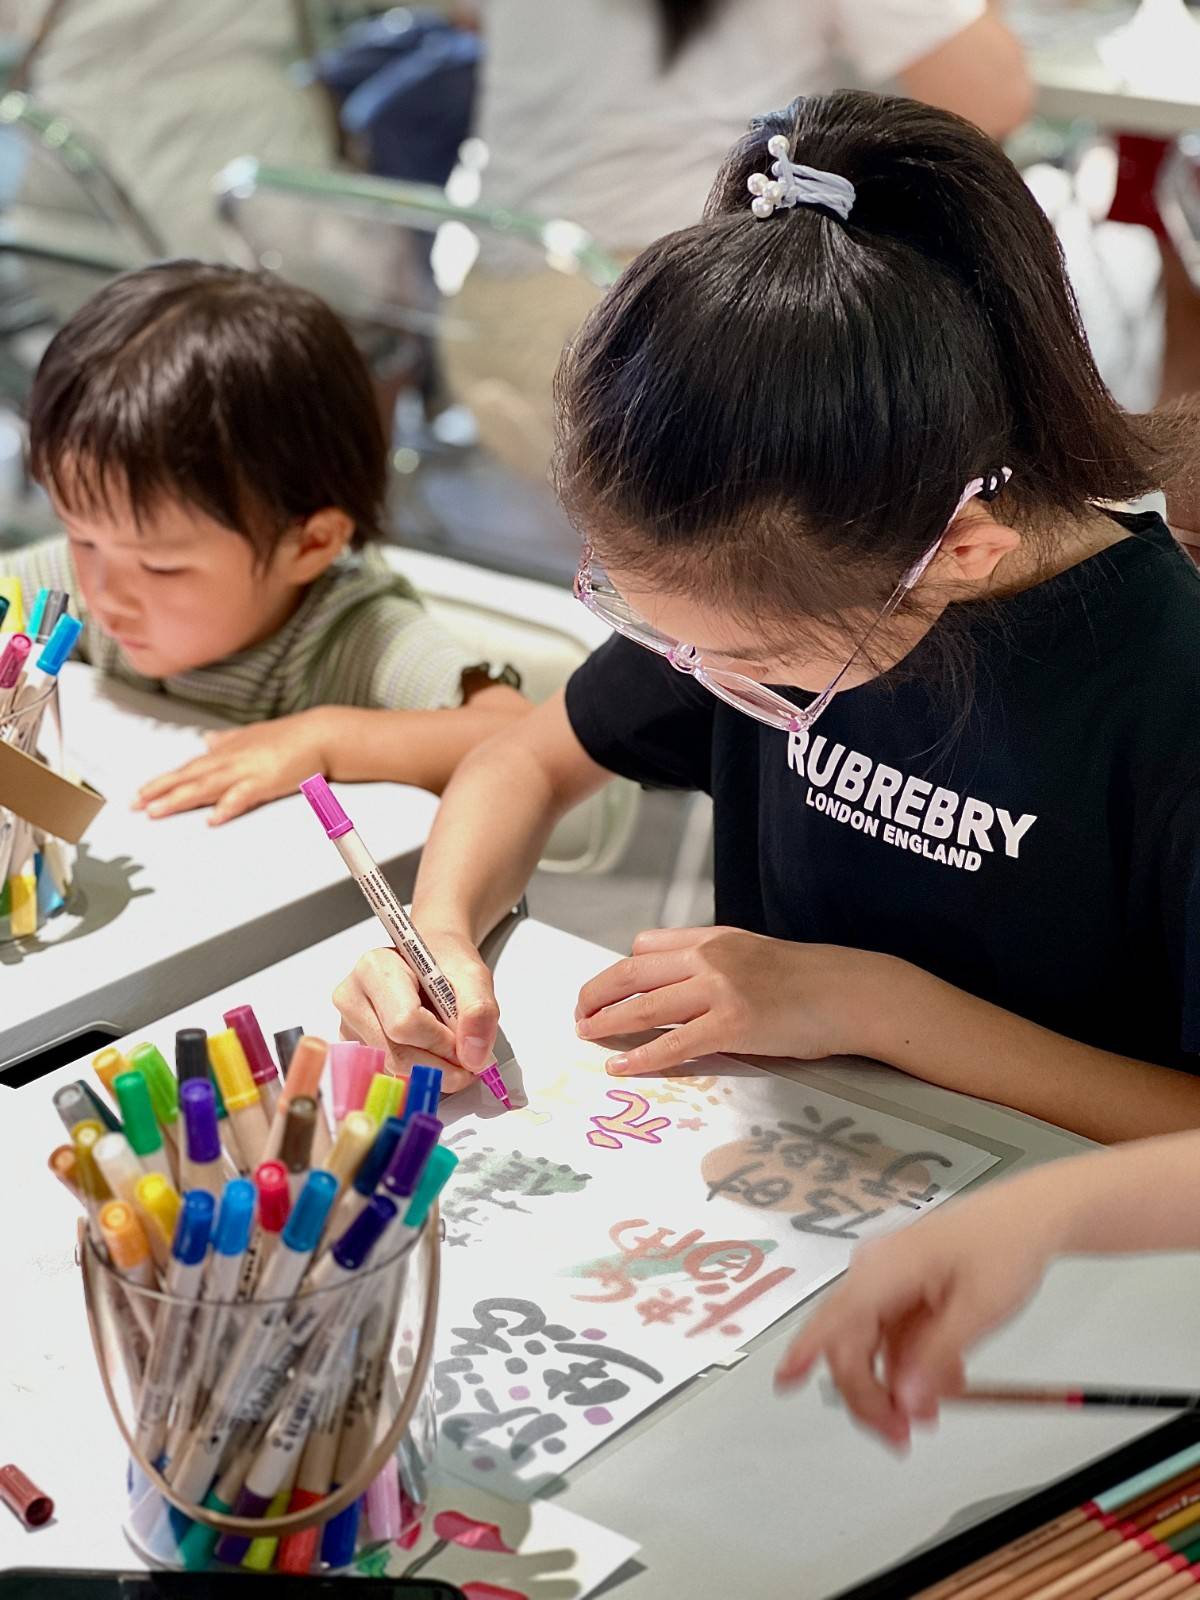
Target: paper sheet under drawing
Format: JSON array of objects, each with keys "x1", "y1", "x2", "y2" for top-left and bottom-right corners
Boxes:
[
  {"x1": 358, "y1": 1481, "x2": 640, "y2": 1599},
  {"x1": 436, "y1": 1040, "x2": 998, "y2": 1494}
]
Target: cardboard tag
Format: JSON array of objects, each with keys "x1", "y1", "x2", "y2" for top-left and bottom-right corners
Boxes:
[{"x1": 0, "y1": 738, "x2": 105, "y2": 842}]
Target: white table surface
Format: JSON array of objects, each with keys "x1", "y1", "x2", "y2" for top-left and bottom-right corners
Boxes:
[
  {"x1": 6, "y1": 916, "x2": 1200, "y2": 1595},
  {"x1": 0, "y1": 662, "x2": 438, "y2": 1074}
]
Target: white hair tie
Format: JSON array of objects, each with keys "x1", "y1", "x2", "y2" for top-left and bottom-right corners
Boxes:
[{"x1": 747, "y1": 134, "x2": 855, "y2": 222}]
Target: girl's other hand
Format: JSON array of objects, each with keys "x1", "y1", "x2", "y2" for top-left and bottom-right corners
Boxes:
[
  {"x1": 133, "y1": 708, "x2": 333, "y2": 825},
  {"x1": 774, "y1": 1195, "x2": 1058, "y2": 1447},
  {"x1": 574, "y1": 925, "x2": 906, "y2": 1074},
  {"x1": 332, "y1": 930, "x2": 500, "y2": 1093}
]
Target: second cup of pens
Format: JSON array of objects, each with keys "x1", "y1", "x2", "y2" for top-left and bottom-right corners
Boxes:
[{"x1": 78, "y1": 1033, "x2": 450, "y2": 1573}]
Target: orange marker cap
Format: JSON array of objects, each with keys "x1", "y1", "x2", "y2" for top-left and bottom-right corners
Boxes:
[
  {"x1": 281, "y1": 1036, "x2": 327, "y2": 1106},
  {"x1": 93, "y1": 1045, "x2": 133, "y2": 1098},
  {"x1": 47, "y1": 1145, "x2": 81, "y2": 1197}
]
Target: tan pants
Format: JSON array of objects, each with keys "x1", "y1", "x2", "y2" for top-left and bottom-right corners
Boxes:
[{"x1": 441, "y1": 266, "x2": 610, "y2": 482}]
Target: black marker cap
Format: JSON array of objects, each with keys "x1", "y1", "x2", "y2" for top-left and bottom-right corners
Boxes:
[
  {"x1": 274, "y1": 1026, "x2": 305, "y2": 1074},
  {"x1": 176, "y1": 1027, "x2": 210, "y2": 1082}
]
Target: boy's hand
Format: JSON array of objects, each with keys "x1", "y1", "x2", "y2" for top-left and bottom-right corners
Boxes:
[
  {"x1": 574, "y1": 926, "x2": 906, "y2": 1073},
  {"x1": 774, "y1": 1192, "x2": 1058, "y2": 1447},
  {"x1": 133, "y1": 710, "x2": 331, "y2": 825},
  {"x1": 333, "y1": 931, "x2": 500, "y2": 1094}
]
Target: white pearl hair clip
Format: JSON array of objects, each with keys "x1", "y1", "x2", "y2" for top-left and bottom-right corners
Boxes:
[{"x1": 747, "y1": 134, "x2": 856, "y2": 221}]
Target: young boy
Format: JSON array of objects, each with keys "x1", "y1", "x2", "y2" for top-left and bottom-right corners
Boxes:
[{"x1": 6, "y1": 261, "x2": 526, "y2": 823}]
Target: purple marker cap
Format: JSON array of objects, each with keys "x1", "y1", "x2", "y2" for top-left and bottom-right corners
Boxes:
[
  {"x1": 215, "y1": 1489, "x2": 272, "y2": 1564},
  {"x1": 381, "y1": 1113, "x2": 442, "y2": 1201},
  {"x1": 180, "y1": 1078, "x2": 222, "y2": 1165},
  {"x1": 299, "y1": 773, "x2": 354, "y2": 840},
  {"x1": 223, "y1": 1004, "x2": 279, "y2": 1088}
]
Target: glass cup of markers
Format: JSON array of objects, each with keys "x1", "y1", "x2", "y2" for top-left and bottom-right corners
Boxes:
[
  {"x1": 75, "y1": 1069, "x2": 452, "y2": 1575},
  {"x1": 0, "y1": 679, "x2": 77, "y2": 940}
]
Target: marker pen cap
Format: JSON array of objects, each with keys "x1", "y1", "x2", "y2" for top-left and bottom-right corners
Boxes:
[
  {"x1": 299, "y1": 772, "x2": 353, "y2": 839},
  {"x1": 114, "y1": 1071, "x2": 163, "y2": 1157},
  {"x1": 402, "y1": 1064, "x2": 443, "y2": 1124},
  {"x1": 93, "y1": 1045, "x2": 132, "y2": 1097},
  {"x1": 135, "y1": 1172, "x2": 181, "y2": 1250},
  {"x1": 0, "y1": 593, "x2": 7, "y2": 627},
  {"x1": 332, "y1": 1193, "x2": 397, "y2": 1271},
  {"x1": 173, "y1": 1190, "x2": 215, "y2": 1265},
  {"x1": 26, "y1": 587, "x2": 47, "y2": 637},
  {"x1": 254, "y1": 1161, "x2": 291, "y2": 1234},
  {"x1": 180, "y1": 1079, "x2": 221, "y2": 1164},
  {"x1": 327, "y1": 1111, "x2": 377, "y2": 1187},
  {"x1": 208, "y1": 1030, "x2": 259, "y2": 1113},
  {"x1": 70, "y1": 1120, "x2": 111, "y2": 1202},
  {"x1": 365, "y1": 1460, "x2": 404, "y2": 1541},
  {"x1": 35, "y1": 611, "x2": 82, "y2": 675},
  {"x1": 39, "y1": 590, "x2": 67, "y2": 640},
  {"x1": 99, "y1": 1200, "x2": 152, "y2": 1270},
  {"x1": 274, "y1": 1026, "x2": 305, "y2": 1074},
  {"x1": 53, "y1": 1082, "x2": 95, "y2": 1138},
  {"x1": 403, "y1": 1145, "x2": 459, "y2": 1229},
  {"x1": 353, "y1": 1116, "x2": 405, "y2": 1199},
  {"x1": 381, "y1": 1113, "x2": 442, "y2": 1202},
  {"x1": 281, "y1": 1169, "x2": 337, "y2": 1253},
  {"x1": 329, "y1": 1042, "x2": 377, "y2": 1121},
  {"x1": 320, "y1": 1494, "x2": 361, "y2": 1569},
  {"x1": 214, "y1": 1178, "x2": 255, "y2": 1256},
  {"x1": 175, "y1": 1028, "x2": 210, "y2": 1083},
  {"x1": 48, "y1": 1145, "x2": 79, "y2": 1196},
  {"x1": 0, "y1": 577, "x2": 24, "y2": 633},
  {"x1": 280, "y1": 1095, "x2": 318, "y2": 1175},
  {"x1": 280, "y1": 1035, "x2": 326, "y2": 1105},
  {"x1": 129, "y1": 1042, "x2": 179, "y2": 1126},
  {"x1": 78, "y1": 1079, "x2": 121, "y2": 1132},
  {"x1": 0, "y1": 1463, "x2": 54, "y2": 1529},
  {"x1": 93, "y1": 1133, "x2": 143, "y2": 1204},
  {"x1": 223, "y1": 1004, "x2": 280, "y2": 1090},
  {"x1": 0, "y1": 630, "x2": 30, "y2": 687},
  {"x1": 364, "y1": 1071, "x2": 404, "y2": 1126}
]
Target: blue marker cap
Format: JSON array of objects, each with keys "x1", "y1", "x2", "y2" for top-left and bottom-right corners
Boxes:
[
  {"x1": 213, "y1": 1178, "x2": 255, "y2": 1256},
  {"x1": 332, "y1": 1193, "x2": 397, "y2": 1272},
  {"x1": 281, "y1": 1169, "x2": 337, "y2": 1253},
  {"x1": 403, "y1": 1145, "x2": 458, "y2": 1229},
  {"x1": 35, "y1": 612, "x2": 82, "y2": 676},
  {"x1": 172, "y1": 1189, "x2": 215, "y2": 1266},
  {"x1": 352, "y1": 1116, "x2": 405, "y2": 1199},
  {"x1": 401, "y1": 1064, "x2": 443, "y2": 1124},
  {"x1": 381, "y1": 1113, "x2": 442, "y2": 1202},
  {"x1": 26, "y1": 587, "x2": 48, "y2": 638},
  {"x1": 320, "y1": 1495, "x2": 361, "y2": 1570}
]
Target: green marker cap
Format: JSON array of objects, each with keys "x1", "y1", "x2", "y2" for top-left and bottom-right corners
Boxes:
[
  {"x1": 129, "y1": 1042, "x2": 178, "y2": 1126},
  {"x1": 402, "y1": 1145, "x2": 458, "y2": 1229},
  {"x1": 114, "y1": 1070, "x2": 163, "y2": 1157}
]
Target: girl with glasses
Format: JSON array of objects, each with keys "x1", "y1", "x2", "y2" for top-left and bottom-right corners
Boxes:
[{"x1": 335, "y1": 91, "x2": 1200, "y2": 1144}]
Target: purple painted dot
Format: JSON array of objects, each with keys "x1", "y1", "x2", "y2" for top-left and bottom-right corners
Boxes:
[
  {"x1": 584, "y1": 1406, "x2": 612, "y2": 1425},
  {"x1": 509, "y1": 1386, "x2": 531, "y2": 1400},
  {"x1": 581, "y1": 1328, "x2": 606, "y2": 1341},
  {"x1": 472, "y1": 1456, "x2": 496, "y2": 1472}
]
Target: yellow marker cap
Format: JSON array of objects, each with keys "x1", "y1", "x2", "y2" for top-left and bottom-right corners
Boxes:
[
  {"x1": 99, "y1": 1200, "x2": 152, "y2": 1271},
  {"x1": 364, "y1": 1072, "x2": 404, "y2": 1126},
  {"x1": 93, "y1": 1045, "x2": 133, "y2": 1098},
  {"x1": 48, "y1": 1144, "x2": 81, "y2": 1197},
  {"x1": 0, "y1": 577, "x2": 24, "y2": 632},
  {"x1": 326, "y1": 1110, "x2": 377, "y2": 1187},
  {"x1": 135, "y1": 1172, "x2": 181, "y2": 1251},
  {"x1": 9, "y1": 872, "x2": 36, "y2": 936},
  {"x1": 71, "y1": 1119, "x2": 112, "y2": 1202},
  {"x1": 208, "y1": 1029, "x2": 259, "y2": 1114}
]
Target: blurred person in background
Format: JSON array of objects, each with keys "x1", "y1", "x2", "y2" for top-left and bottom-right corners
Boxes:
[
  {"x1": 447, "y1": 0, "x2": 1033, "y2": 478},
  {"x1": 0, "y1": 0, "x2": 335, "y2": 259}
]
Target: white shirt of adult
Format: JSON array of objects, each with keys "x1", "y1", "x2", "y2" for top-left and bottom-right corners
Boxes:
[{"x1": 478, "y1": 0, "x2": 985, "y2": 250}]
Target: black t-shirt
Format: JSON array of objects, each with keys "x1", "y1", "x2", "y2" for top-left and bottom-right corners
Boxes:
[{"x1": 565, "y1": 512, "x2": 1200, "y2": 1071}]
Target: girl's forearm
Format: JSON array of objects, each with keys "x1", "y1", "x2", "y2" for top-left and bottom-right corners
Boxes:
[
  {"x1": 311, "y1": 688, "x2": 527, "y2": 793},
  {"x1": 870, "y1": 961, "x2": 1200, "y2": 1144}
]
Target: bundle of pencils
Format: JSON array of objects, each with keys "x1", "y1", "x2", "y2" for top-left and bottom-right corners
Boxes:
[
  {"x1": 0, "y1": 580, "x2": 83, "y2": 936},
  {"x1": 49, "y1": 1004, "x2": 457, "y2": 1573}
]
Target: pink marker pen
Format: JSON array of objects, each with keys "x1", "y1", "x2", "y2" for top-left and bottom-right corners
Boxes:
[
  {"x1": 224, "y1": 1004, "x2": 283, "y2": 1120},
  {"x1": 300, "y1": 774, "x2": 513, "y2": 1109}
]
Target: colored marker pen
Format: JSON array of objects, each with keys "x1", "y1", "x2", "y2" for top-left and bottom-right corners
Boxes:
[
  {"x1": 93, "y1": 1131, "x2": 147, "y2": 1208},
  {"x1": 166, "y1": 1171, "x2": 337, "y2": 1509},
  {"x1": 92, "y1": 1044, "x2": 132, "y2": 1104},
  {"x1": 178, "y1": 1027, "x2": 241, "y2": 1173},
  {"x1": 224, "y1": 1004, "x2": 283, "y2": 1120},
  {"x1": 262, "y1": 1034, "x2": 332, "y2": 1166},
  {"x1": 324, "y1": 1109, "x2": 377, "y2": 1199},
  {"x1": 379, "y1": 1114, "x2": 444, "y2": 1226},
  {"x1": 129, "y1": 1042, "x2": 182, "y2": 1172},
  {"x1": 329, "y1": 1040, "x2": 378, "y2": 1125},
  {"x1": 325, "y1": 1114, "x2": 405, "y2": 1244},
  {"x1": 209, "y1": 1029, "x2": 271, "y2": 1172},
  {"x1": 53, "y1": 1080, "x2": 118, "y2": 1139},
  {"x1": 301, "y1": 773, "x2": 513, "y2": 1108},
  {"x1": 274, "y1": 1026, "x2": 304, "y2": 1073},
  {"x1": 239, "y1": 1160, "x2": 290, "y2": 1300},
  {"x1": 279, "y1": 1095, "x2": 317, "y2": 1202},
  {"x1": 34, "y1": 588, "x2": 67, "y2": 643},
  {"x1": 180, "y1": 1079, "x2": 224, "y2": 1199},
  {"x1": 0, "y1": 631, "x2": 30, "y2": 716},
  {"x1": 136, "y1": 1190, "x2": 214, "y2": 1463},
  {"x1": 400, "y1": 1063, "x2": 443, "y2": 1125},
  {"x1": 70, "y1": 1119, "x2": 113, "y2": 1219},
  {"x1": 275, "y1": 1377, "x2": 351, "y2": 1575},
  {"x1": 364, "y1": 1070, "x2": 405, "y2": 1126},
  {"x1": 25, "y1": 588, "x2": 47, "y2": 640},
  {"x1": 114, "y1": 1071, "x2": 172, "y2": 1181},
  {"x1": 0, "y1": 576, "x2": 23, "y2": 633},
  {"x1": 134, "y1": 1172, "x2": 182, "y2": 1275},
  {"x1": 47, "y1": 1145, "x2": 81, "y2": 1202},
  {"x1": 98, "y1": 1200, "x2": 158, "y2": 1333}
]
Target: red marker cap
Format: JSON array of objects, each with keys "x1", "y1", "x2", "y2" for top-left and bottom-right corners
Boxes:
[
  {"x1": 224, "y1": 1005, "x2": 280, "y2": 1090},
  {"x1": 254, "y1": 1160, "x2": 291, "y2": 1233},
  {"x1": 0, "y1": 1463, "x2": 54, "y2": 1527}
]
